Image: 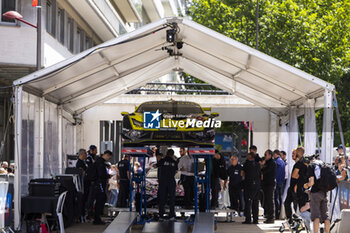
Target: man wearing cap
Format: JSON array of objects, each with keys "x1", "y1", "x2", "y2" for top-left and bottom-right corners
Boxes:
[
  {"x1": 334, "y1": 145, "x2": 345, "y2": 170},
  {"x1": 86, "y1": 145, "x2": 98, "y2": 165},
  {"x1": 337, "y1": 144, "x2": 344, "y2": 156}
]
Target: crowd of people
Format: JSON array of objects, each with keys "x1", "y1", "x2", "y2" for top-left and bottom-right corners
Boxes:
[
  {"x1": 74, "y1": 144, "x2": 342, "y2": 232},
  {"x1": 233, "y1": 145, "x2": 341, "y2": 233}
]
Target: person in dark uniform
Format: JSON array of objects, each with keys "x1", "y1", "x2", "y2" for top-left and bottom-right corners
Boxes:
[
  {"x1": 157, "y1": 149, "x2": 178, "y2": 220},
  {"x1": 224, "y1": 155, "x2": 243, "y2": 212},
  {"x1": 75, "y1": 149, "x2": 87, "y2": 218},
  {"x1": 76, "y1": 149, "x2": 87, "y2": 172},
  {"x1": 117, "y1": 154, "x2": 130, "y2": 207},
  {"x1": 211, "y1": 150, "x2": 227, "y2": 209},
  {"x1": 284, "y1": 146, "x2": 308, "y2": 225},
  {"x1": 261, "y1": 149, "x2": 277, "y2": 223},
  {"x1": 86, "y1": 145, "x2": 98, "y2": 166},
  {"x1": 249, "y1": 145, "x2": 261, "y2": 163},
  {"x1": 93, "y1": 150, "x2": 112, "y2": 225},
  {"x1": 85, "y1": 145, "x2": 98, "y2": 219},
  {"x1": 284, "y1": 149, "x2": 299, "y2": 224},
  {"x1": 242, "y1": 152, "x2": 261, "y2": 224}
]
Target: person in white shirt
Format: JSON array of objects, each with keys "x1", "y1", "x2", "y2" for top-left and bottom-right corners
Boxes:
[
  {"x1": 145, "y1": 147, "x2": 157, "y2": 171},
  {"x1": 178, "y1": 147, "x2": 194, "y2": 209}
]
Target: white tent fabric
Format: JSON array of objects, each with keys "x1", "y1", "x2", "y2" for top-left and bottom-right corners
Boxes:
[
  {"x1": 282, "y1": 107, "x2": 299, "y2": 202},
  {"x1": 13, "y1": 17, "x2": 334, "y2": 116},
  {"x1": 288, "y1": 107, "x2": 299, "y2": 175},
  {"x1": 278, "y1": 124, "x2": 289, "y2": 155},
  {"x1": 12, "y1": 17, "x2": 336, "y2": 230},
  {"x1": 304, "y1": 99, "x2": 317, "y2": 155},
  {"x1": 279, "y1": 123, "x2": 289, "y2": 203},
  {"x1": 321, "y1": 90, "x2": 334, "y2": 164}
]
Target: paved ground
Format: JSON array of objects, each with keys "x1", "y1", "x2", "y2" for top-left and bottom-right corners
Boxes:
[{"x1": 65, "y1": 217, "x2": 291, "y2": 233}]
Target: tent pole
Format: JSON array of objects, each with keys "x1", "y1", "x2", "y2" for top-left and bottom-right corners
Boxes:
[
  {"x1": 321, "y1": 89, "x2": 333, "y2": 164},
  {"x1": 333, "y1": 91, "x2": 347, "y2": 162},
  {"x1": 14, "y1": 86, "x2": 23, "y2": 230},
  {"x1": 58, "y1": 107, "x2": 63, "y2": 174},
  {"x1": 39, "y1": 97, "x2": 45, "y2": 177}
]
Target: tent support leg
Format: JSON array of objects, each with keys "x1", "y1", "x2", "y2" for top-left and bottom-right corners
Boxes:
[
  {"x1": 333, "y1": 92, "x2": 347, "y2": 160},
  {"x1": 321, "y1": 89, "x2": 334, "y2": 164},
  {"x1": 58, "y1": 107, "x2": 63, "y2": 174},
  {"x1": 14, "y1": 86, "x2": 23, "y2": 231}
]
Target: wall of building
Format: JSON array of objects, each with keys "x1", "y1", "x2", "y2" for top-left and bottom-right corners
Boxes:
[
  {"x1": 43, "y1": 31, "x2": 73, "y2": 67},
  {"x1": 0, "y1": 26, "x2": 37, "y2": 66}
]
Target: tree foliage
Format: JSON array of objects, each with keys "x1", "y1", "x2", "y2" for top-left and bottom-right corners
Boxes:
[{"x1": 188, "y1": 0, "x2": 350, "y2": 145}]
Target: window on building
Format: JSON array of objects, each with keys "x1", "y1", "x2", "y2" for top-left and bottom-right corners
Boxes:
[
  {"x1": 1, "y1": 0, "x2": 16, "y2": 23},
  {"x1": 75, "y1": 27, "x2": 81, "y2": 53},
  {"x1": 57, "y1": 8, "x2": 65, "y2": 44},
  {"x1": 67, "y1": 17, "x2": 74, "y2": 52},
  {"x1": 80, "y1": 31, "x2": 85, "y2": 52},
  {"x1": 46, "y1": 0, "x2": 56, "y2": 36},
  {"x1": 85, "y1": 36, "x2": 93, "y2": 49},
  {"x1": 46, "y1": 0, "x2": 53, "y2": 34}
]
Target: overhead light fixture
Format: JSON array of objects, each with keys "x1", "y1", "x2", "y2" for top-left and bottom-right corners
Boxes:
[
  {"x1": 176, "y1": 42, "x2": 183, "y2": 49},
  {"x1": 166, "y1": 29, "x2": 176, "y2": 43}
]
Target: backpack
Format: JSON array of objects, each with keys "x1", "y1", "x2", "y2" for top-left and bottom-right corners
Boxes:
[{"x1": 316, "y1": 163, "x2": 337, "y2": 192}]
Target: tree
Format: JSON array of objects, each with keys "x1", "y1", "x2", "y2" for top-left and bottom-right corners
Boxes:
[{"x1": 188, "y1": 0, "x2": 350, "y2": 145}]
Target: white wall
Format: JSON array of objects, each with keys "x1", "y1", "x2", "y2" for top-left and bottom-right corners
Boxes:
[
  {"x1": 82, "y1": 103, "x2": 271, "y2": 155},
  {"x1": 44, "y1": 32, "x2": 73, "y2": 67},
  {"x1": 0, "y1": 26, "x2": 37, "y2": 66}
]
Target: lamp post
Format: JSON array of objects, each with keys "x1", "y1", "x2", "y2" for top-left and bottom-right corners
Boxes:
[{"x1": 2, "y1": 0, "x2": 41, "y2": 70}]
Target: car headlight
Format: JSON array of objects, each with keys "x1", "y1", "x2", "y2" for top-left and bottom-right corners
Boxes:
[{"x1": 132, "y1": 119, "x2": 143, "y2": 127}]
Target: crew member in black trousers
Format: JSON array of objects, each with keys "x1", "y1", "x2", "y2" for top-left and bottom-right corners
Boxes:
[
  {"x1": 211, "y1": 150, "x2": 227, "y2": 209},
  {"x1": 284, "y1": 149, "x2": 298, "y2": 223},
  {"x1": 75, "y1": 149, "x2": 87, "y2": 219},
  {"x1": 157, "y1": 149, "x2": 178, "y2": 220},
  {"x1": 85, "y1": 145, "x2": 98, "y2": 219},
  {"x1": 242, "y1": 152, "x2": 261, "y2": 224},
  {"x1": 93, "y1": 150, "x2": 112, "y2": 225},
  {"x1": 224, "y1": 155, "x2": 243, "y2": 212},
  {"x1": 261, "y1": 149, "x2": 277, "y2": 223},
  {"x1": 117, "y1": 154, "x2": 130, "y2": 207}
]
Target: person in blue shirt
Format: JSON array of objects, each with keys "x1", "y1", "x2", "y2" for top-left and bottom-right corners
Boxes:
[{"x1": 273, "y1": 149, "x2": 285, "y2": 220}]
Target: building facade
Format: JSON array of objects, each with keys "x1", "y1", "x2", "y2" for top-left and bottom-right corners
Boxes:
[{"x1": 0, "y1": 0, "x2": 185, "y2": 162}]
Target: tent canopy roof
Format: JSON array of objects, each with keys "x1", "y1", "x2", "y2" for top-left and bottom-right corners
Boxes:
[{"x1": 14, "y1": 17, "x2": 334, "y2": 116}]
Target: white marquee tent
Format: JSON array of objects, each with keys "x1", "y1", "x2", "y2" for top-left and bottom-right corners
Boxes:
[{"x1": 13, "y1": 17, "x2": 334, "y2": 229}]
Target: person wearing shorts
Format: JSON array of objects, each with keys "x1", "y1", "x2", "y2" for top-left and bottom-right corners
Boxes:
[{"x1": 304, "y1": 161, "x2": 330, "y2": 233}]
